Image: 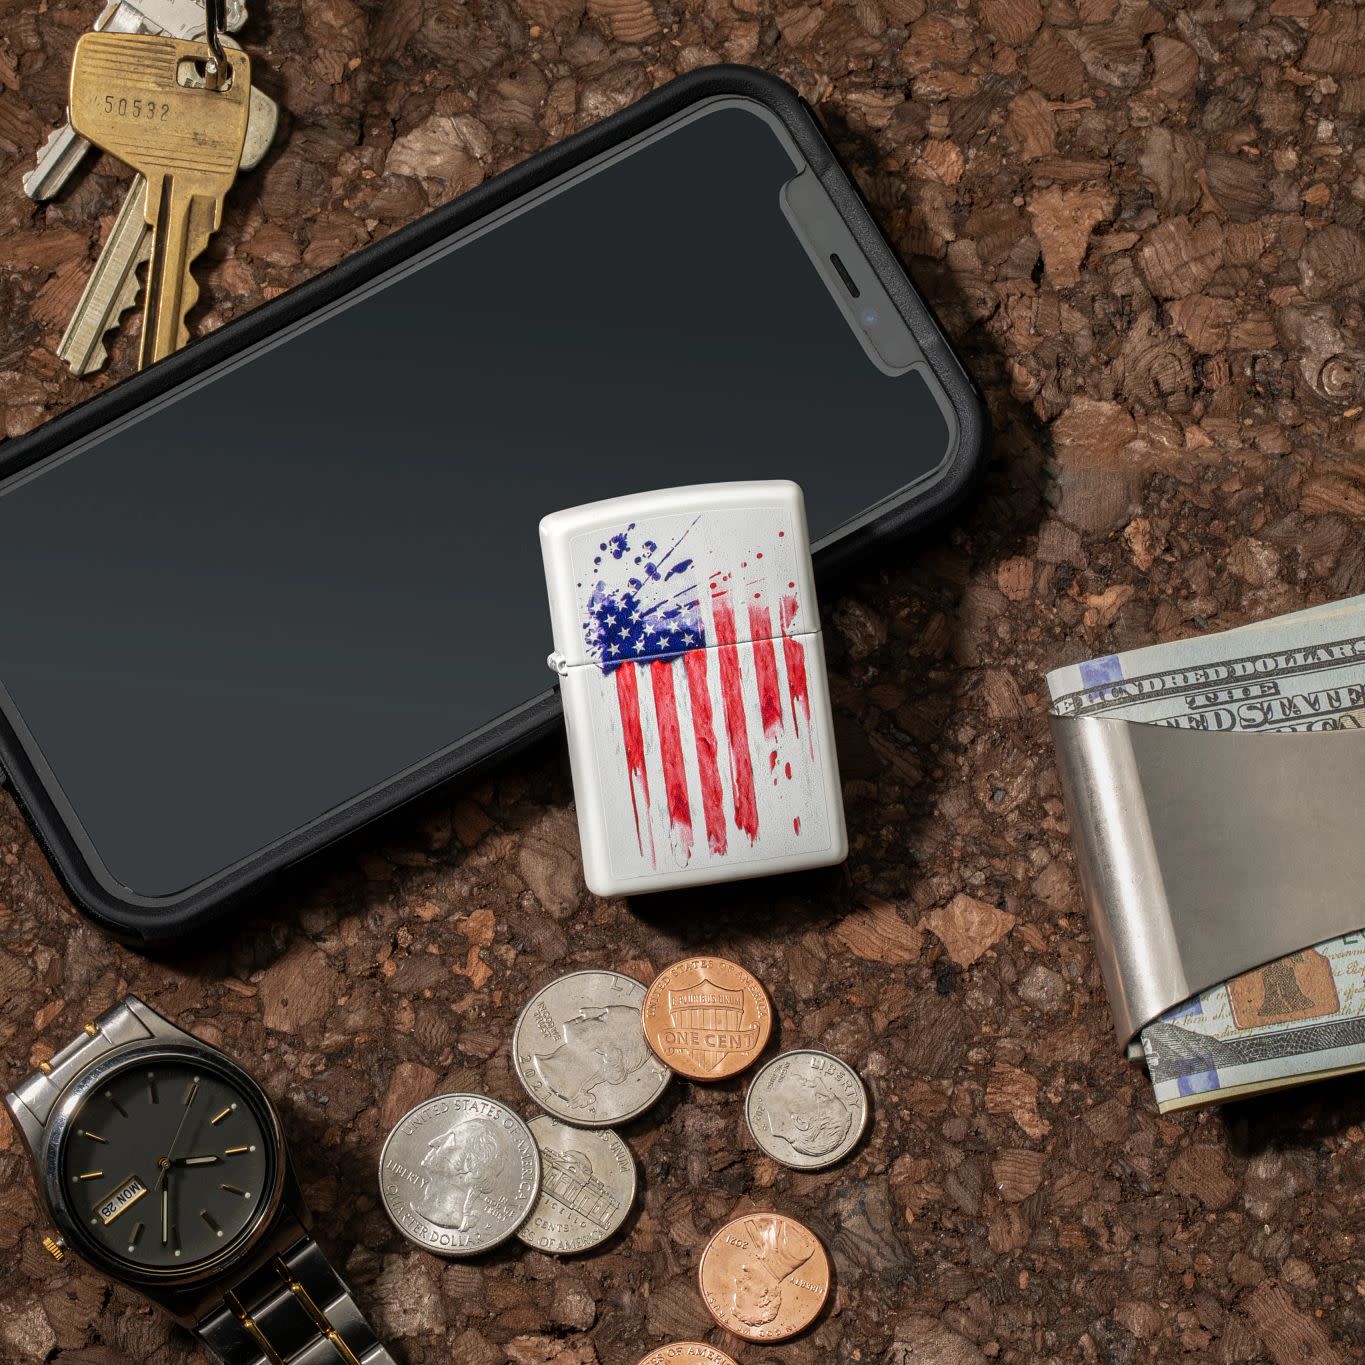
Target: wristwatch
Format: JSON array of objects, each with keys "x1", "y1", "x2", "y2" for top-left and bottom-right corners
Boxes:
[{"x1": 5, "y1": 995, "x2": 395, "y2": 1365}]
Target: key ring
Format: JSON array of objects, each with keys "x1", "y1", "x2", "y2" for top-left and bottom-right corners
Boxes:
[{"x1": 202, "y1": 0, "x2": 229, "y2": 90}]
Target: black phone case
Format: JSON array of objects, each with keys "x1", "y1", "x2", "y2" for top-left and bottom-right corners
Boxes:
[{"x1": 0, "y1": 65, "x2": 987, "y2": 940}]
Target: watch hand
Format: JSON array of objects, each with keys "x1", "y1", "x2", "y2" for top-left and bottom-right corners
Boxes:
[
  {"x1": 157, "y1": 1084, "x2": 199, "y2": 1189},
  {"x1": 173, "y1": 1154, "x2": 220, "y2": 1166},
  {"x1": 161, "y1": 1185, "x2": 169, "y2": 1247}
]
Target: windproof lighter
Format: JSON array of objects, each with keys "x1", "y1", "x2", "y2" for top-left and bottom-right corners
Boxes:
[{"x1": 541, "y1": 480, "x2": 847, "y2": 897}]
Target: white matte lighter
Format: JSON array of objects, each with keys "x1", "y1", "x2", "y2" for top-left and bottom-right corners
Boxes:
[{"x1": 541, "y1": 480, "x2": 847, "y2": 897}]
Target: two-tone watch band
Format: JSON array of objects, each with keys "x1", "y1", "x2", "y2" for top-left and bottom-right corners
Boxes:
[
  {"x1": 7, "y1": 997, "x2": 396, "y2": 1365},
  {"x1": 7, "y1": 996, "x2": 154, "y2": 1129},
  {"x1": 199, "y1": 1235, "x2": 397, "y2": 1365}
]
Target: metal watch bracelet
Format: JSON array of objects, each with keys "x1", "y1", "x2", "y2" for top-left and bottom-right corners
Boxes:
[
  {"x1": 198, "y1": 1235, "x2": 397, "y2": 1365},
  {"x1": 8, "y1": 996, "x2": 156, "y2": 1130},
  {"x1": 9, "y1": 1000, "x2": 396, "y2": 1365}
]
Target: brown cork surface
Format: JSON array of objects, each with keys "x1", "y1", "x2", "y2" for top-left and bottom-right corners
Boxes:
[{"x1": 3, "y1": 0, "x2": 1365, "y2": 1361}]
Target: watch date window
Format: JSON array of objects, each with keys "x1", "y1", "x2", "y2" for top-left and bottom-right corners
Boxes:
[{"x1": 96, "y1": 1174, "x2": 148, "y2": 1225}]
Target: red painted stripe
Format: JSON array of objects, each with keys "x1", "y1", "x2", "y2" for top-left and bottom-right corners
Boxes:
[
  {"x1": 747, "y1": 600, "x2": 784, "y2": 738},
  {"x1": 780, "y1": 593, "x2": 812, "y2": 742},
  {"x1": 683, "y1": 649, "x2": 727, "y2": 855},
  {"x1": 649, "y1": 660, "x2": 693, "y2": 857},
  {"x1": 710, "y1": 589, "x2": 759, "y2": 842},
  {"x1": 613, "y1": 664, "x2": 651, "y2": 858}
]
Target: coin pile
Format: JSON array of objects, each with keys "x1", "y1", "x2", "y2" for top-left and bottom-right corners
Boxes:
[
  {"x1": 510, "y1": 969, "x2": 665, "y2": 1255},
  {"x1": 378, "y1": 956, "x2": 869, "y2": 1353}
]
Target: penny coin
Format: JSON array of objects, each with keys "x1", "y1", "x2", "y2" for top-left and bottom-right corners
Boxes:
[
  {"x1": 745, "y1": 1049, "x2": 869, "y2": 1170},
  {"x1": 642, "y1": 957, "x2": 772, "y2": 1081},
  {"x1": 637, "y1": 1346, "x2": 739, "y2": 1365},
  {"x1": 516, "y1": 1115, "x2": 637, "y2": 1255},
  {"x1": 513, "y1": 970, "x2": 671, "y2": 1127},
  {"x1": 378, "y1": 1094, "x2": 540, "y2": 1256},
  {"x1": 698, "y1": 1212, "x2": 831, "y2": 1342}
]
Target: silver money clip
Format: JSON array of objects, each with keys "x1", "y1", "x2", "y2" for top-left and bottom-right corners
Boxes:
[{"x1": 1050, "y1": 714, "x2": 1365, "y2": 1048}]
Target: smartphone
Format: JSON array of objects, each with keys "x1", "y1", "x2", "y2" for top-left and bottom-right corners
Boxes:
[{"x1": 0, "y1": 67, "x2": 985, "y2": 939}]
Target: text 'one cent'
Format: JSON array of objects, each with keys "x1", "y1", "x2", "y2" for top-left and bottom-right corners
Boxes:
[{"x1": 642, "y1": 957, "x2": 772, "y2": 1081}]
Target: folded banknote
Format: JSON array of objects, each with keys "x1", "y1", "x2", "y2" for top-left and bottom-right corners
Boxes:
[{"x1": 1047, "y1": 595, "x2": 1365, "y2": 1112}]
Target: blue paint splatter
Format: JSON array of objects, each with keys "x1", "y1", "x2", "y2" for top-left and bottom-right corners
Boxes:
[{"x1": 583, "y1": 520, "x2": 705, "y2": 671}]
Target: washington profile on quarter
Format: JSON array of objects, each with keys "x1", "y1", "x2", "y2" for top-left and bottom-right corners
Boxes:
[
  {"x1": 745, "y1": 1049, "x2": 869, "y2": 1170},
  {"x1": 637, "y1": 1346, "x2": 739, "y2": 1365},
  {"x1": 513, "y1": 970, "x2": 671, "y2": 1127},
  {"x1": 516, "y1": 1115, "x2": 637, "y2": 1254},
  {"x1": 379, "y1": 1093, "x2": 540, "y2": 1256},
  {"x1": 642, "y1": 957, "x2": 772, "y2": 1081},
  {"x1": 698, "y1": 1212, "x2": 831, "y2": 1342}
]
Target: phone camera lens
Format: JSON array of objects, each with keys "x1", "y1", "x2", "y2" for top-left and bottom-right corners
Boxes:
[{"x1": 860, "y1": 307, "x2": 879, "y2": 329}]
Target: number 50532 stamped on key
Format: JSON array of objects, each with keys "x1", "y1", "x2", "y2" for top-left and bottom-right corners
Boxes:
[{"x1": 100, "y1": 94, "x2": 171, "y2": 120}]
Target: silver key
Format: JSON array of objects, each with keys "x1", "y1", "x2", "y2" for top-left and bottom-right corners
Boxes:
[
  {"x1": 24, "y1": 0, "x2": 249, "y2": 201},
  {"x1": 58, "y1": 80, "x2": 277, "y2": 376}
]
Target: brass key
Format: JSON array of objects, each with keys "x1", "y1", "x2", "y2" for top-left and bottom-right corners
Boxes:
[{"x1": 68, "y1": 32, "x2": 251, "y2": 368}]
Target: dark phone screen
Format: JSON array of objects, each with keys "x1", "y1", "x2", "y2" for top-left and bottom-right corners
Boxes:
[{"x1": 0, "y1": 102, "x2": 951, "y2": 899}]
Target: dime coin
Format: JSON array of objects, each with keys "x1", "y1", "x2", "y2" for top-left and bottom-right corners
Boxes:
[
  {"x1": 745, "y1": 1049, "x2": 869, "y2": 1170},
  {"x1": 642, "y1": 957, "x2": 772, "y2": 1081},
  {"x1": 513, "y1": 970, "x2": 671, "y2": 1126},
  {"x1": 379, "y1": 1094, "x2": 540, "y2": 1256},
  {"x1": 516, "y1": 1115, "x2": 637, "y2": 1254},
  {"x1": 698, "y1": 1212, "x2": 831, "y2": 1342},
  {"x1": 637, "y1": 1346, "x2": 739, "y2": 1365}
]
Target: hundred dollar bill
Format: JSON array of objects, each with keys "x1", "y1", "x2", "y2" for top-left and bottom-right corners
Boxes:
[
  {"x1": 1140, "y1": 937, "x2": 1365, "y2": 1113},
  {"x1": 1047, "y1": 596, "x2": 1365, "y2": 1112},
  {"x1": 1048, "y1": 597, "x2": 1365, "y2": 731}
]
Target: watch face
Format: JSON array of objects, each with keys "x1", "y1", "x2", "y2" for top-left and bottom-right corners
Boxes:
[{"x1": 59, "y1": 1054, "x2": 276, "y2": 1273}]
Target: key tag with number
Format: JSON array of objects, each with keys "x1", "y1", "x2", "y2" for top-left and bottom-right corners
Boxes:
[{"x1": 68, "y1": 4, "x2": 251, "y2": 369}]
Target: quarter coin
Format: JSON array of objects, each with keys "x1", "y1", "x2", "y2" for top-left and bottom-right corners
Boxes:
[
  {"x1": 637, "y1": 1347, "x2": 739, "y2": 1365},
  {"x1": 745, "y1": 1049, "x2": 869, "y2": 1169},
  {"x1": 513, "y1": 970, "x2": 671, "y2": 1126},
  {"x1": 379, "y1": 1093, "x2": 540, "y2": 1256},
  {"x1": 516, "y1": 1115, "x2": 637, "y2": 1255},
  {"x1": 698, "y1": 1212, "x2": 831, "y2": 1342},
  {"x1": 642, "y1": 957, "x2": 772, "y2": 1081}
]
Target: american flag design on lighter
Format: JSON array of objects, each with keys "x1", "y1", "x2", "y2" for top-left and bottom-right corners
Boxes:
[{"x1": 569, "y1": 501, "x2": 835, "y2": 882}]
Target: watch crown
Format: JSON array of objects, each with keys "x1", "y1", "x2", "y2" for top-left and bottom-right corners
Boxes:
[{"x1": 42, "y1": 1235, "x2": 66, "y2": 1263}]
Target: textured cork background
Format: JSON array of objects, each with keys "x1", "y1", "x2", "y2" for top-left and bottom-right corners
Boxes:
[{"x1": 4, "y1": 0, "x2": 1365, "y2": 1361}]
